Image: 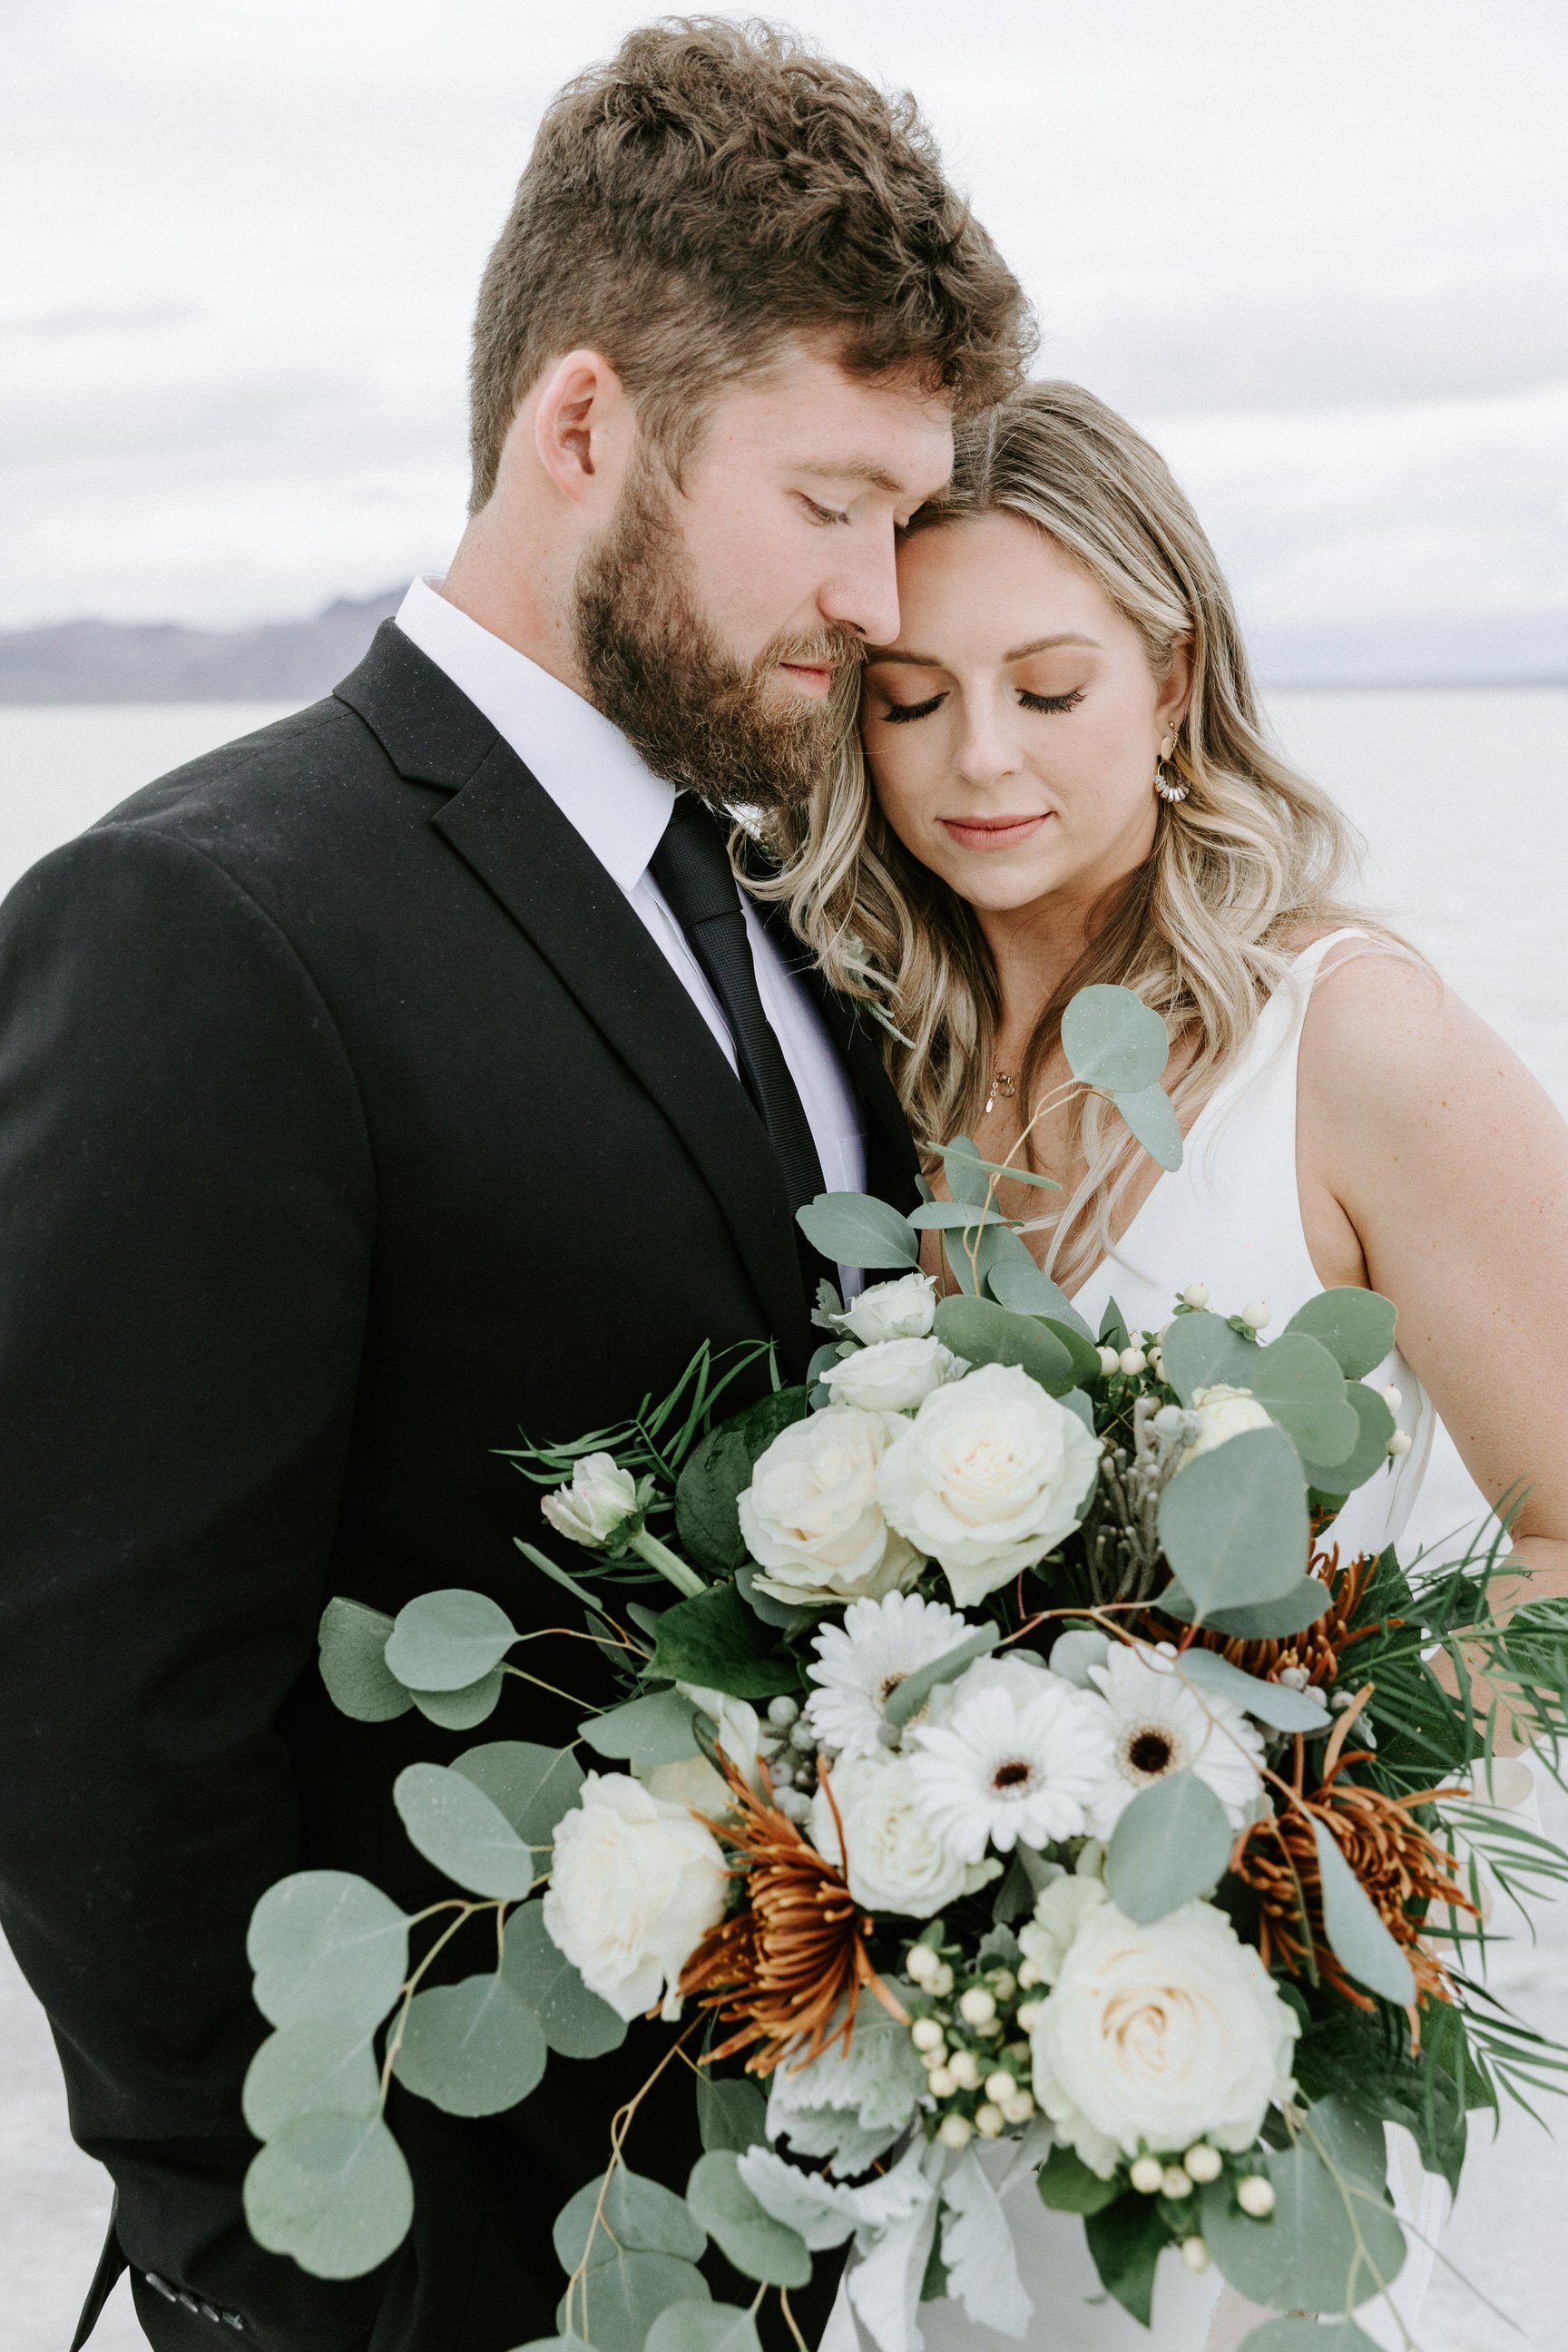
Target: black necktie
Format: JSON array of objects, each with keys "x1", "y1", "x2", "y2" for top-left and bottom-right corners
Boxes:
[{"x1": 650, "y1": 795, "x2": 827, "y2": 1230}]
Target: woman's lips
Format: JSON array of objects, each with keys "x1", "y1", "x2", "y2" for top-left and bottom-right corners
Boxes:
[{"x1": 939, "y1": 813, "x2": 1051, "y2": 851}]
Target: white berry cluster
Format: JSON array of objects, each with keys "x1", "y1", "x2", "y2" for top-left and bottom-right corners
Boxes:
[
  {"x1": 761, "y1": 1693, "x2": 820, "y2": 1823},
  {"x1": 903, "y1": 1938, "x2": 1038, "y2": 2148}
]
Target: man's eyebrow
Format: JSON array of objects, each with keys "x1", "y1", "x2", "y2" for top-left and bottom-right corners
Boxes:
[
  {"x1": 796, "y1": 459, "x2": 906, "y2": 495},
  {"x1": 865, "y1": 632, "x2": 1102, "y2": 666}
]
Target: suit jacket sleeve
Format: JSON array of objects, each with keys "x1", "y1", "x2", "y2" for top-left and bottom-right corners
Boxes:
[{"x1": 0, "y1": 821, "x2": 382, "y2": 2346}]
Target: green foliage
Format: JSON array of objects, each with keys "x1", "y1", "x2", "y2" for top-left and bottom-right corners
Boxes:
[
  {"x1": 501, "y1": 1903, "x2": 628, "y2": 2059},
  {"x1": 1105, "y1": 1769, "x2": 1233, "y2": 1922},
  {"x1": 561, "y1": 2255, "x2": 710, "y2": 2352},
  {"x1": 244, "y1": 2113, "x2": 414, "y2": 2279},
  {"x1": 318, "y1": 1599, "x2": 411, "y2": 1722},
  {"x1": 685, "y1": 2151, "x2": 812, "y2": 2288},
  {"x1": 1161, "y1": 1316, "x2": 1358, "y2": 1470},
  {"x1": 1034, "y1": 2143, "x2": 1123, "y2": 2214},
  {"x1": 1283, "y1": 1290, "x2": 1397, "y2": 1380},
  {"x1": 1312, "y1": 1820, "x2": 1416, "y2": 2005},
  {"x1": 1238, "y1": 2322, "x2": 1382, "y2": 2352},
  {"x1": 646, "y1": 2303, "x2": 763, "y2": 2352},
  {"x1": 1083, "y1": 2192, "x2": 1167, "y2": 2326},
  {"x1": 384, "y1": 1588, "x2": 518, "y2": 1692},
  {"x1": 944, "y1": 1215, "x2": 1034, "y2": 1299},
  {"x1": 984, "y1": 1256, "x2": 1093, "y2": 1338},
  {"x1": 408, "y1": 1670, "x2": 506, "y2": 1730},
  {"x1": 675, "y1": 1387, "x2": 809, "y2": 1576},
  {"x1": 1062, "y1": 985, "x2": 1170, "y2": 1093},
  {"x1": 649, "y1": 1582, "x2": 800, "y2": 1700},
  {"x1": 248, "y1": 1871, "x2": 408, "y2": 2034},
  {"x1": 1111, "y1": 1083, "x2": 1182, "y2": 1171},
  {"x1": 932, "y1": 1295, "x2": 1076, "y2": 1395},
  {"x1": 1200, "y1": 2102, "x2": 1406, "y2": 2314},
  {"x1": 797, "y1": 1192, "x2": 920, "y2": 1270},
  {"x1": 581, "y1": 1688, "x2": 701, "y2": 1768},
  {"x1": 1303, "y1": 1384, "x2": 1395, "y2": 1501},
  {"x1": 1176, "y1": 1647, "x2": 1331, "y2": 1733},
  {"x1": 1162, "y1": 1579, "x2": 1332, "y2": 1641},
  {"x1": 392, "y1": 1763, "x2": 538, "y2": 1900},
  {"x1": 1157, "y1": 1429, "x2": 1310, "y2": 1619},
  {"x1": 554, "y1": 2167, "x2": 711, "y2": 2349},
  {"x1": 453, "y1": 1741, "x2": 585, "y2": 1857},
  {"x1": 1294, "y1": 2003, "x2": 1468, "y2": 2193},
  {"x1": 883, "y1": 1624, "x2": 1000, "y2": 1729},
  {"x1": 696, "y1": 2073, "x2": 768, "y2": 2154},
  {"x1": 242, "y1": 2017, "x2": 379, "y2": 2141},
  {"x1": 391, "y1": 1970, "x2": 546, "y2": 2116}
]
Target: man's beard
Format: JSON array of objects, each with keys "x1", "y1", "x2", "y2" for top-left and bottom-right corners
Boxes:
[{"x1": 572, "y1": 459, "x2": 861, "y2": 814}]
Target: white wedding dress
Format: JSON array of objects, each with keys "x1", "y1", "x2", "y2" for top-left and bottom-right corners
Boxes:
[{"x1": 878, "y1": 932, "x2": 1447, "y2": 2351}]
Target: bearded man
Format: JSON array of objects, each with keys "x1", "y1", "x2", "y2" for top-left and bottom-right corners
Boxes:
[{"x1": 0, "y1": 20, "x2": 1029, "y2": 2352}]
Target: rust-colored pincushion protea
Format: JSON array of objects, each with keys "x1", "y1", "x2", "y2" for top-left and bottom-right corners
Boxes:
[
  {"x1": 1231, "y1": 1730, "x2": 1475, "y2": 2011},
  {"x1": 1196, "y1": 1544, "x2": 1385, "y2": 1693},
  {"x1": 680, "y1": 1759, "x2": 904, "y2": 2076}
]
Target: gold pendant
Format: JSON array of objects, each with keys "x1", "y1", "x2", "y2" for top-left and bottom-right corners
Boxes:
[{"x1": 984, "y1": 1069, "x2": 1017, "y2": 1116}]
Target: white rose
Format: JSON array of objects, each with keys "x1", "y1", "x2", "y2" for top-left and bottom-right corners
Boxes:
[
  {"x1": 808, "y1": 1753, "x2": 989, "y2": 1916},
  {"x1": 740, "y1": 1407, "x2": 922, "y2": 1606},
  {"x1": 1018, "y1": 1871, "x2": 1110, "y2": 1984},
  {"x1": 1181, "y1": 1385, "x2": 1274, "y2": 1466},
  {"x1": 820, "y1": 1335, "x2": 960, "y2": 1416},
  {"x1": 540, "y1": 1451, "x2": 640, "y2": 1547},
  {"x1": 543, "y1": 1771, "x2": 728, "y2": 2021},
  {"x1": 836, "y1": 1273, "x2": 937, "y2": 1346},
  {"x1": 1029, "y1": 1896, "x2": 1300, "y2": 2174},
  {"x1": 877, "y1": 1362, "x2": 1102, "y2": 1606}
]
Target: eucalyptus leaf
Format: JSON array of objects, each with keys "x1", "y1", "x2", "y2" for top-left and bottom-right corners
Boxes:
[
  {"x1": 686, "y1": 2151, "x2": 812, "y2": 2288},
  {"x1": 1098, "y1": 1298, "x2": 1130, "y2": 1351},
  {"x1": 242, "y1": 2017, "x2": 379, "y2": 2141},
  {"x1": 1047, "y1": 1627, "x2": 1112, "y2": 1689},
  {"x1": 1034, "y1": 2143, "x2": 1124, "y2": 2214},
  {"x1": 797, "y1": 1192, "x2": 919, "y2": 1271},
  {"x1": 945, "y1": 1216, "x2": 1036, "y2": 1298},
  {"x1": 1111, "y1": 1083, "x2": 1183, "y2": 1171},
  {"x1": 697, "y1": 2073, "x2": 768, "y2": 2154},
  {"x1": 453, "y1": 1741, "x2": 586, "y2": 1857},
  {"x1": 243, "y1": 2113, "x2": 414, "y2": 2279},
  {"x1": 939, "y1": 1135, "x2": 995, "y2": 1209},
  {"x1": 408, "y1": 1669, "x2": 505, "y2": 1730},
  {"x1": 1312, "y1": 1818, "x2": 1416, "y2": 2005},
  {"x1": 1104, "y1": 1769, "x2": 1234, "y2": 1922},
  {"x1": 561, "y1": 2256, "x2": 710, "y2": 2352},
  {"x1": 932, "y1": 1295, "x2": 1076, "y2": 1395},
  {"x1": 909, "y1": 1200, "x2": 1007, "y2": 1231},
  {"x1": 1200, "y1": 2128, "x2": 1406, "y2": 2314},
  {"x1": 1037, "y1": 1317, "x2": 1105, "y2": 1389},
  {"x1": 647, "y1": 2302, "x2": 764, "y2": 2352},
  {"x1": 1236, "y1": 2320, "x2": 1382, "y2": 2352},
  {"x1": 1284, "y1": 1289, "x2": 1397, "y2": 1380},
  {"x1": 650, "y1": 1583, "x2": 800, "y2": 1701},
  {"x1": 501, "y1": 1902, "x2": 628, "y2": 2059},
  {"x1": 1159, "y1": 1578, "x2": 1332, "y2": 1640},
  {"x1": 248, "y1": 1871, "x2": 408, "y2": 2034},
  {"x1": 384, "y1": 1588, "x2": 518, "y2": 1693},
  {"x1": 554, "y1": 2165, "x2": 708, "y2": 2272},
  {"x1": 984, "y1": 1258, "x2": 1093, "y2": 1338},
  {"x1": 392, "y1": 1970, "x2": 545, "y2": 2116},
  {"x1": 883, "y1": 1623, "x2": 1000, "y2": 1729},
  {"x1": 1157, "y1": 1428, "x2": 1310, "y2": 1619},
  {"x1": 1162, "y1": 1318, "x2": 1358, "y2": 1468},
  {"x1": 1176, "y1": 1647, "x2": 1332, "y2": 1733},
  {"x1": 1303, "y1": 1383, "x2": 1396, "y2": 1500},
  {"x1": 507, "y1": 2339, "x2": 594, "y2": 2352},
  {"x1": 318, "y1": 1598, "x2": 410, "y2": 1722},
  {"x1": 580, "y1": 1688, "x2": 701, "y2": 1768},
  {"x1": 1062, "y1": 985, "x2": 1170, "y2": 1093},
  {"x1": 392, "y1": 1762, "x2": 538, "y2": 1899}
]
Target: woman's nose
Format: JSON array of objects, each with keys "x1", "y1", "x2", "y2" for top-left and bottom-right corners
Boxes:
[{"x1": 954, "y1": 698, "x2": 1025, "y2": 789}]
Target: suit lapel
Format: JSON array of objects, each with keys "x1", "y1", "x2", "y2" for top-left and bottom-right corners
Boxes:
[{"x1": 337, "y1": 626, "x2": 812, "y2": 1357}]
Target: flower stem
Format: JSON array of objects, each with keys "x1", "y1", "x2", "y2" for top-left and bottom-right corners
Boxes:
[{"x1": 630, "y1": 1529, "x2": 705, "y2": 1598}]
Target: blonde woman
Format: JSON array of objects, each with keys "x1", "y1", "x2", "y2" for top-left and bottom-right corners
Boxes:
[{"x1": 767, "y1": 383, "x2": 1568, "y2": 2349}]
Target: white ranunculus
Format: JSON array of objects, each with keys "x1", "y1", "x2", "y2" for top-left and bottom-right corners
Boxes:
[
  {"x1": 809, "y1": 1753, "x2": 989, "y2": 1916},
  {"x1": 877, "y1": 1362, "x2": 1102, "y2": 1606},
  {"x1": 543, "y1": 1771, "x2": 728, "y2": 2021},
  {"x1": 1180, "y1": 1384, "x2": 1274, "y2": 1465},
  {"x1": 836, "y1": 1272, "x2": 937, "y2": 1347},
  {"x1": 1028, "y1": 1896, "x2": 1300, "y2": 2174},
  {"x1": 740, "y1": 1407, "x2": 922, "y2": 1606},
  {"x1": 540, "y1": 1451, "x2": 640, "y2": 1548},
  {"x1": 820, "y1": 1335, "x2": 960, "y2": 1416}
]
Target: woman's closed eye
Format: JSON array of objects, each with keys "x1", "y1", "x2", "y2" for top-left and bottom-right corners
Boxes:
[{"x1": 877, "y1": 683, "x2": 1087, "y2": 725}]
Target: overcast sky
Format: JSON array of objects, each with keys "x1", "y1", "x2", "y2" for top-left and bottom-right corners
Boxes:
[{"x1": 4, "y1": 0, "x2": 1565, "y2": 657}]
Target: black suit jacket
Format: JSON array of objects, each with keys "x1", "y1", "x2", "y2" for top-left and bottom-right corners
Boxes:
[{"x1": 0, "y1": 623, "x2": 916, "y2": 2352}]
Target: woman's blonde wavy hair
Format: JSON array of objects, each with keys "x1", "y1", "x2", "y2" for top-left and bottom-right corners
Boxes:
[{"x1": 750, "y1": 379, "x2": 1383, "y2": 1291}]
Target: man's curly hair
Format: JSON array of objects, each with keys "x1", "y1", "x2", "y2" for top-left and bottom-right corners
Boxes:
[{"x1": 467, "y1": 15, "x2": 1034, "y2": 508}]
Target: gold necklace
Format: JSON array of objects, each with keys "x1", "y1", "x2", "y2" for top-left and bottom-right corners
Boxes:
[{"x1": 984, "y1": 1069, "x2": 1017, "y2": 1117}]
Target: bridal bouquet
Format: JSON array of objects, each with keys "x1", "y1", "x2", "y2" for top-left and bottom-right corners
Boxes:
[{"x1": 240, "y1": 987, "x2": 1568, "y2": 2352}]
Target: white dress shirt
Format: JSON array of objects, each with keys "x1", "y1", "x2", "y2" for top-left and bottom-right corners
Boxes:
[{"x1": 395, "y1": 577, "x2": 868, "y2": 1238}]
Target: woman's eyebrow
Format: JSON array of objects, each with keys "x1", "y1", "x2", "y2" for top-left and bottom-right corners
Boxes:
[{"x1": 866, "y1": 632, "x2": 1101, "y2": 666}]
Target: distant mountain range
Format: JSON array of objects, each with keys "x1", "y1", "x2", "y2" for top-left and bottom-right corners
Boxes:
[{"x1": 0, "y1": 587, "x2": 1561, "y2": 701}]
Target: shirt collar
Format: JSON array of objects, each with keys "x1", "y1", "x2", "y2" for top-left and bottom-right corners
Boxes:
[{"x1": 394, "y1": 575, "x2": 676, "y2": 892}]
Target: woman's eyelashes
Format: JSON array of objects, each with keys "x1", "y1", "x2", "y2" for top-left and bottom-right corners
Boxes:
[{"x1": 876, "y1": 683, "x2": 1086, "y2": 725}]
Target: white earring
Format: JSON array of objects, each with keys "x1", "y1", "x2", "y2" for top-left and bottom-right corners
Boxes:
[{"x1": 1154, "y1": 730, "x2": 1189, "y2": 803}]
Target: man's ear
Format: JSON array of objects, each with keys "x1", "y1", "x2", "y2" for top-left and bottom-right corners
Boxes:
[{"x1": 531, "y1": 348, "x2": 633, "y2": 514}]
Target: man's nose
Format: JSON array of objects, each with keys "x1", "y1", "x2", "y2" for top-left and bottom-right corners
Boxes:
[{"x1": 817, "y1": 523, "x2": 902, "y2": 648}]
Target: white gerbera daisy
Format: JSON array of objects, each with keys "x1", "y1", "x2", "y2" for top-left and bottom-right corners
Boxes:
[
  {"x1": 906, "y1": 1673, "x2": 1112, "y2": 1860},
  {"x1": 805, "y1": 1591, "x2": 969, "y2": 1760},
  {"x1": 1083, "y1": 1642, "x2": 1264, "y2": 1838}
]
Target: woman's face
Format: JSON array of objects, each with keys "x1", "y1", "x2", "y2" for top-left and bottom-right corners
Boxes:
[{"x1": 863, "y1": 512, "x2": 1190, "y2": 917}]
